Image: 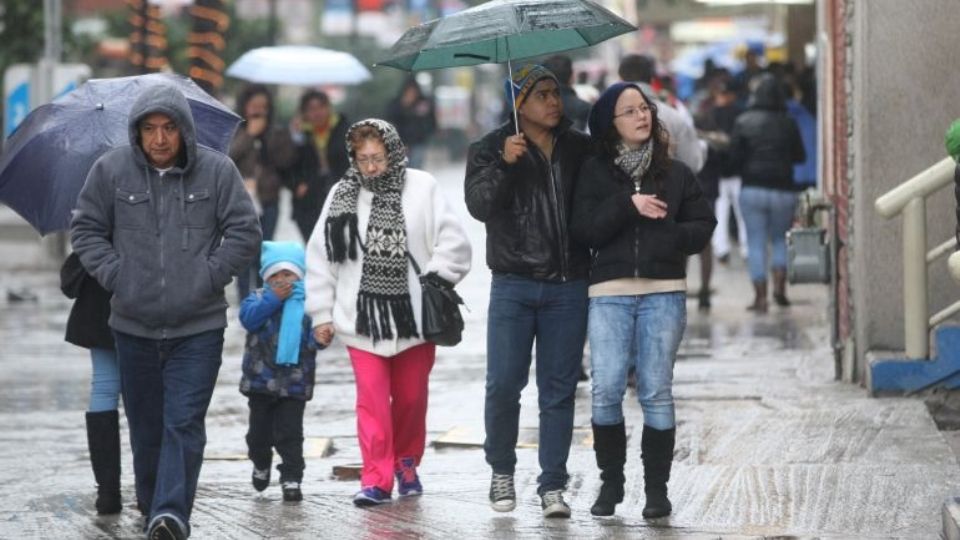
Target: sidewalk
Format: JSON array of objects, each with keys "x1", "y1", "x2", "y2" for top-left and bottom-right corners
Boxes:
[{"x1": 0, "y1": 163, "x2": 956, "y2": 538}]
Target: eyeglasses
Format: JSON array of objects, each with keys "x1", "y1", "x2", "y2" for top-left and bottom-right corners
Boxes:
[
  {"x1": 613, "y1": 105, "x2": 652, "y2": 119},
  {"x1": 356, "y1": 155, "x2": 387, "y2": 166}
]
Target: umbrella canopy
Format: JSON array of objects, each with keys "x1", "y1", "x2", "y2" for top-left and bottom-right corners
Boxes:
[
  {"x1": 0, "y1": 72, "x2": 241, "y2": 235},
  {"x1": 378, "y1": 0, "x2": 636, "y2": 71},
  {"x1": 226, "y1": 46, "x2": 372, "y2": 86}
]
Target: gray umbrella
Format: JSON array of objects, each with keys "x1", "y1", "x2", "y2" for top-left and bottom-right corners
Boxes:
[{"x1": 0, "y1": 73, "x2": 241, "y2": 235}]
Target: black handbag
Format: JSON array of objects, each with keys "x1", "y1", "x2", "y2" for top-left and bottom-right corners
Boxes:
[{"x1": 406, "y1": 253, "x2": 465, "y2": 347}]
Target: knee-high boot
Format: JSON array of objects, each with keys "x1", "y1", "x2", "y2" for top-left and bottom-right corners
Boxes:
[
  {"x1": 590, "y1": 422, "x2": 626, "y2": 516},
  {"x1": 86, "y1": 410, "x2": 122, "y2": 515},
  {"x1": 641, "y1": 424, "x2": 675, "y2": 519}
]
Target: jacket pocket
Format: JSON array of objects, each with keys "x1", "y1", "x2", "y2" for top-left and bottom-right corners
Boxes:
[
  {"x1": 115, "y1": 190, "x2": 151, "y2": 230},
  {"x1": 179, "y1": 189, "x2": 216, "y2": 229}
]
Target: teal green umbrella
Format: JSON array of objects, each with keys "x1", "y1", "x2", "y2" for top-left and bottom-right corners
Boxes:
[{"x1": 377, "y1": 0, "x2": 636, "y2": 131}]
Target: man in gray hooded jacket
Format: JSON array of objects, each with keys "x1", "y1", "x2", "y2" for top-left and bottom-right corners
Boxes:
[{"x1": 71, "y1": 84, "x2": 260, "y2": 540}]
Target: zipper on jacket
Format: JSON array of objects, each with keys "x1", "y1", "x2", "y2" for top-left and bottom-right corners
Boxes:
[
  {"x1": 535, "y1": 140, "x2": 569, "y2": 282},
  {"x1": 157, "y1": 170, "x2": 167, "y2": 339},
  {"x1": 633, "y1": 179, "x2": 642, "y2": 278}
]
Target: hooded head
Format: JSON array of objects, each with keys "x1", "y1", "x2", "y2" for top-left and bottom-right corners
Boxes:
[
  {"x1": 589, "y1": 81, "x2": 655, "y2": 140},
  {"x1": 504, "y1": 64, "x2": 560, "y2": 112},
  {"x1": 260, "y1": 241, "x2": 306, "y2": 281},
  {"x1": 128, "y1": 84, "x2": 197, "y2": 171},
  {"x1": 749, "y1": 74, "x2": 787, "y2": 111},
  {"x1": 345, "y1": 118, "x2": 407, "y2": 178}
]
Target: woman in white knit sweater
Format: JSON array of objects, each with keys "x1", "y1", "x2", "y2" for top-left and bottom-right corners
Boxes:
[{"x1": 305, "y1": 118, "x2": 471, "y2": 506}]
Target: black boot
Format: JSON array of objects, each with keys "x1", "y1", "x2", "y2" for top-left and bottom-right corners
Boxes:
[
  {"x1": 86, "y1": 410, "x2": 122, "y2": 515},
  {"x1": 641, "y1": 424, "x2": 675, "y2": 519},
  {"x1": 590, "y1": 422, "x2": 626, "y2": 516}
]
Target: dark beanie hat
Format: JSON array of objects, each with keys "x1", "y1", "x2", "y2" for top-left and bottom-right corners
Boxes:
[{"x1": 588, "y1": 81, "x2": 645, "y2": 137}]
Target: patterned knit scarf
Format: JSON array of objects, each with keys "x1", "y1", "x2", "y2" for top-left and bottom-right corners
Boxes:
[
  {"x1": 324, "y1": 119, "x2": 418, "y2": 343},
  {"x1": 614, "y1": 140, "x2": 653, "y2": 191}
]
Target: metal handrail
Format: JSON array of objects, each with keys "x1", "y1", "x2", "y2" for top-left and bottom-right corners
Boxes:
[
  {"x1": 875, "y1": 157, "x2": 954, "y2": 218},
  {"x1": 874, "y1": 156, "x2": 956, "y2": 359}
]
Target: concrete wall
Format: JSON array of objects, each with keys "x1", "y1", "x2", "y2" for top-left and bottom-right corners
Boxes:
[{"x1": 851, "y1": 0, "x2": 960, "y2": 368}]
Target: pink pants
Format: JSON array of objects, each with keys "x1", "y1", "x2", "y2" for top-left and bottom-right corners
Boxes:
[{"x1": 348, "y1": 342, "x2": 436, "y2": 493}]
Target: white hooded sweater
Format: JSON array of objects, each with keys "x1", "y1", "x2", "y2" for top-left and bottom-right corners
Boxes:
[{"x1": 305, "y1": 168, "x2": 472, "y2": 357}]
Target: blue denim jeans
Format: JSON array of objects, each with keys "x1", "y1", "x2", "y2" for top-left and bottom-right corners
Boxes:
[
  {"x1": 89, "y1": 347, "x2": 120, "y2": 412},
  {"x1": 483, "y1": 274, "x2": 588, "y2": 494},
  {"x1": 739, "y1": 186, "x2": 798, "y2": 282},
  {"x1": 588, "y1": 292, "x2": 686, "y2": 430},
  {"x1": 114, "y1": 328, "x2": 223, "y2": 533}
]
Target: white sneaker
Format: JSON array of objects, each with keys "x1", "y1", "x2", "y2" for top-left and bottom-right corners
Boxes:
[
  {"x1": 540, "y1": 489, "x2": 571, "y2": 518},
  {"x1": 489, "y1": 473, "x2": 516, "y2": 512}
]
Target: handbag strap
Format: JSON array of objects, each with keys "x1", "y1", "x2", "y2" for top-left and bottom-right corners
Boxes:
[{"x1": 405, "y1": 251, "x2": 423, "y2": 276}]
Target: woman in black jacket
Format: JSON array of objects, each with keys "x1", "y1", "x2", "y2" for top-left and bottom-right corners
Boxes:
[
  {"x1": 60, "y1": 252, "x2": 123, "y2": 515},
  {"x1": 571, "y1": 82, "x2": 716, "y2": 519},
  {"x1": 728, "y1": 74, "x2": 806, "y2": 312}
]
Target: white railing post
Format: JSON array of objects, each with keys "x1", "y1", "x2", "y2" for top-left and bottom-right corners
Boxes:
[{"x1": 903, "y1": 198, "x2": 928, "y2": 359}]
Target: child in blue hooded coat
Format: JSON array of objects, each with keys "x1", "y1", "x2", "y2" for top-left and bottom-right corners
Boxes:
[{"x1": 239, "y1": 241, "x2": 321, "y2": 502}]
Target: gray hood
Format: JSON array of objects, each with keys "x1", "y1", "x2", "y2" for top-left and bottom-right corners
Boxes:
[{"x1": 127, "y1": 84, "x2": 197, "y2": 173}]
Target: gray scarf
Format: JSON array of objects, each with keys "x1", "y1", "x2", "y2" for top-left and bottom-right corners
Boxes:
[
  {"x1": 614, "y1": 140, "x2": 653, "y2": 191},
  {"x1": 324, "y1": 119, "x2": 418, "y2": 343}
]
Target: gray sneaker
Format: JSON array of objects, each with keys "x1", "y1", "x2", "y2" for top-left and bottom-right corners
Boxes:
[
  {"x1": 540, "y1": 489, "x2": 571, "y2": 518},
  {"x1": 489, "y1": 473, "x2": 516, "y2": 512}
]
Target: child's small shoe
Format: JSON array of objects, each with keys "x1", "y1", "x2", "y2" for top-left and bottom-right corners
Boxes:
[
  {"x1": 394, "y1": 457, "x2": 423, "y2": 497},
  {"x1": 282, "y1": 481, "x2": 302, "y2": 502},
  {"x1": 251, "y1": 467, "x2": 270, "y2": 492},
  {"x1": 352, "y1": 486, "x2": 391, "y2": 507}
]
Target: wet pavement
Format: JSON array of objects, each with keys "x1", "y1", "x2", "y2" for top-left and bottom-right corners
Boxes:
[{"x1": 0, "y1": 162, "x2": 957, "y2": 539}]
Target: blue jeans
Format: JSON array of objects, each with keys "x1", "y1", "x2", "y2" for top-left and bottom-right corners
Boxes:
[
  {"x1": 114, "y1": 328, "x2": 223, "y2": 533},
  {"x1": 483, "y1": 274, "x2": 588, "y2": 494},
  {"x1": 589, "y1": 292, "x2": 686, "y2": 431},
  {"x1": 89, "y1": 347, "x2": 120, "y2": 412},
  {"x1": 739, "y1": 186, "x2": 798, "y2": 282}
]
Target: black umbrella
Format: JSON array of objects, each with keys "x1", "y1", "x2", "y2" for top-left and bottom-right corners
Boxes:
[{"x1": 0, "y1": 73, "x2": 241, "y2": 235}]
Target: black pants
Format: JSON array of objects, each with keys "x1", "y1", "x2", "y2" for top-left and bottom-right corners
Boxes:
[{"x1": 246, "y1": 394, "x2": 306, "y2": 483}]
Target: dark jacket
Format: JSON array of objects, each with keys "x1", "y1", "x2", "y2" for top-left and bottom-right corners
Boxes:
[
  {"x1": 694, "y1": 101, "x2": 743, "y2": 200},
  {"x1": 71, "y1": 84, "x2": 262, "y2": 339},
  {"x1": 385, "y1": 96, "x2": 437, "y2": 147},
  {"x1": 560, "y1": 86, "x2": 590, "y2": 133},
  {"x1": 229, "y1": 126, "x2": 296, "y2": 205},
  {"x1": 955, "y1": 165, "x2": 960, "y2": 247},
  {"x1": 287, "y1": 116, "x2": 351, "y2": 225},
  {"x1": 61, "y1": 252, "x2": 113, "y2": 350},
  {"x1": 465, "y1": 119, "x2": 592, "y2": 282},
  {"x1": 728, "y1": 76, "x2": 806, "y2": 191},
  {"x1": 239, "y1": 288, "x2": 319, "y2": 401},
  {"x1": 571, "y1": 157, "x2": 717, "y2": 285}
]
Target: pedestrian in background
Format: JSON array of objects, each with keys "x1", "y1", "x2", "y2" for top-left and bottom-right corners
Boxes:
[
  {"x1": 289, "y1": 90, "x2": 351, "y2": 243},
  {"x1": 465, "y1": 64, "x2": 591, "y2": 518},
  {"x1": 385, "y1": 76, "x2": 437, "y2": 169},
  {"x1": 306, "y1": 119, "x2": 471, "y2": 507},
  {"x1": 543, "y1": 55, "x2": 591, "y2": 132},
  {"x1": 728, "y1": 74, "x2": 806, "y2": 312},
  {"x1": 571, "y1": 82, "x2": 715, "y2": 519},
  {"x1": 230, "y1": 85, "x2": 296, "y2": 300},
  {"x1": 71, "y1": 84, "x2": 261, "y2": 540},
  {"x1": 60, "y1": 251, "x2": 123, "y2": 516},
  {"x1": 239, "y1": 241, "x2": 321, "y2": 504}
]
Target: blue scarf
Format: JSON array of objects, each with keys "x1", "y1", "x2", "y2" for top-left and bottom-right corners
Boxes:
[{"x1": 276, "y1": 280, "x2": 305, "y2": 366}]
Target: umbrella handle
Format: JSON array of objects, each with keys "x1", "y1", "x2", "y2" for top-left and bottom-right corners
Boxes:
[{"x1": 507, "y1": 45, "x2": 519, "y2": 137}]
